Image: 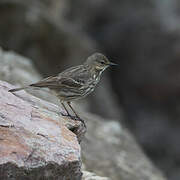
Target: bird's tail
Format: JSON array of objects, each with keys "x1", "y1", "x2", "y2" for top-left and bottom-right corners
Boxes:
[{"x1": 8, "y1": 86, "x2": 29, "y2": 93}]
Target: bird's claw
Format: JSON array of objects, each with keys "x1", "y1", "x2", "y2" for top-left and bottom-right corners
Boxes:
[{"x1": 60, "y1": 112, "x2": 86, "y2": 128}]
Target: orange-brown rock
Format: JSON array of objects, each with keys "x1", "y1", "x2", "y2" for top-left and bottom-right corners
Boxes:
[{"x1": 0, "y1": 80, "x2": 85, "y2": 180}]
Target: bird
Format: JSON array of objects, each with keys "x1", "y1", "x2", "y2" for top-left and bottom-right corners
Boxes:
[{"x1": 9, "y1": 53, "x2": 117, "y2": 124}]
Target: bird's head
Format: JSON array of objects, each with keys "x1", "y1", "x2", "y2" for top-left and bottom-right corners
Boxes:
[{"x1": 84, "y1": 53, "x2": 117, "y2": 72}]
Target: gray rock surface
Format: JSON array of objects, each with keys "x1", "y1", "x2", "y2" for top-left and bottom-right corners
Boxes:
[
  {"x1": 81, "y1": 114, "x2": 166, "y2": 180},
  {"x1": 0, "y1": 80, "x2": 84, "y2": 180},
  {"x1": 0, "y1": 48, "x2": 41, "y2": 87},
  {"x1": 0, "y1": 48, "x2": 58, "y2": 104}
]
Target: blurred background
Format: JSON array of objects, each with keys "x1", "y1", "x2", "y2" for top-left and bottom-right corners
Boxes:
[{"x1": 0, "y1": 0, "x2": 180, "y2": 179}]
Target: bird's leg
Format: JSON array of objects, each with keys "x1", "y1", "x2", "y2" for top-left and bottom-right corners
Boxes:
[
  {"x1": 60, "y1": 102, "x2": 71, "y2": 117},
  {"x1": 67, "y1": 102, "x2": 85, "y2": 126},
  {"x1": 67, "y1": 102, "x2": 79, "y2": 119}
]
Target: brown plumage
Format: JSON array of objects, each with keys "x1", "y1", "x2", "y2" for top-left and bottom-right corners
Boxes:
[{"x1": 9, "y1": 53, "x2": 117, "y2": 123}]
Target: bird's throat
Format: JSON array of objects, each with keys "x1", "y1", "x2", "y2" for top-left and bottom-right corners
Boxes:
[{"x1": 91, "y1": 68, "x2": 104, "y2": 80}]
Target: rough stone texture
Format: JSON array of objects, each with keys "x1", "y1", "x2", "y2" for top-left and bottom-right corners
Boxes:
[
  {"x1": 0, "y1": 80, "x2": 84, "y2": 180},
  {"x1": 81, "y1": 114, "x2": 166, "y2": 180}
]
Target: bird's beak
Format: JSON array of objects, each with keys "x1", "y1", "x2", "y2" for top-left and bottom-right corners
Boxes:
[{"x1": 109, "y1": 62, "x2": 118, "y2": 66}]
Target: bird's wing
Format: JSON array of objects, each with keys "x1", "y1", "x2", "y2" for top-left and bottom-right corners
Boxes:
[
  {"x1": 30, "y1": 76, "x2": 60, "y2": 88},
  {"x1": 30, "y1": 65, "x2": 89, "y2": 89},
  {"x1": 30, "y1": 76, "x2": 83, "y2": 89},
  {"x1": 59, "y1": 77, "x2": 83, "y2": 89},
  {"x1": 59, "y1": 65, "x2": 90, "y2": 88}
]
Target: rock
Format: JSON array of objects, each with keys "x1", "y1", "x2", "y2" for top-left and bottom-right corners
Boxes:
[
  {"x1": 0, "y1": 48, "x2": 41, "y2": 87},
  {"x1": 0, "y1": 48, "x2": 58, "y2": 104},
  {"x1": 81, "y1": 114, "x2": 166, "y2": 180},
  {"x1": 0, "y1": 80, "x2": 85, "y2": 179}
]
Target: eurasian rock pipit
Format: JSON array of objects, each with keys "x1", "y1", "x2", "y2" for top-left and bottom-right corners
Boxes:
[{"x1": 9, "y1": 53, "x2": 117, "y2": 124}]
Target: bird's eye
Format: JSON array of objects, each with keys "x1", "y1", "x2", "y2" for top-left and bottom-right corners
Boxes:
[{"x1": 100, "y1": 61, "x2": 105, "y2": 64}]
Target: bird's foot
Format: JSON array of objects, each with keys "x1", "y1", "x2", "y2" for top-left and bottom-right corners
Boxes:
[
  {"x1": 69, "y1": 115, "x2": 79, "y2": 121},
  {"x1": 60, "y1": 112, "x2": 86, "y2": 128},
  {"x1": 70, "y1": 115, "x2": 83, "y2": 122},
  {"x1": 72, "y1": 116, "x2": 86, "y2": 128},
  {"x1": 60, "y1": 112, "x2": 78, "y2": 120}
]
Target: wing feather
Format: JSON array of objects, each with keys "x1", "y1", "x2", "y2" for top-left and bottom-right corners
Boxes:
[
  {"x1": 30, "y1": 76, "x2": 83, "y2": 90},
  {"x1": 30, "y1": 65, "x2": 89, "y2": 90}
]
